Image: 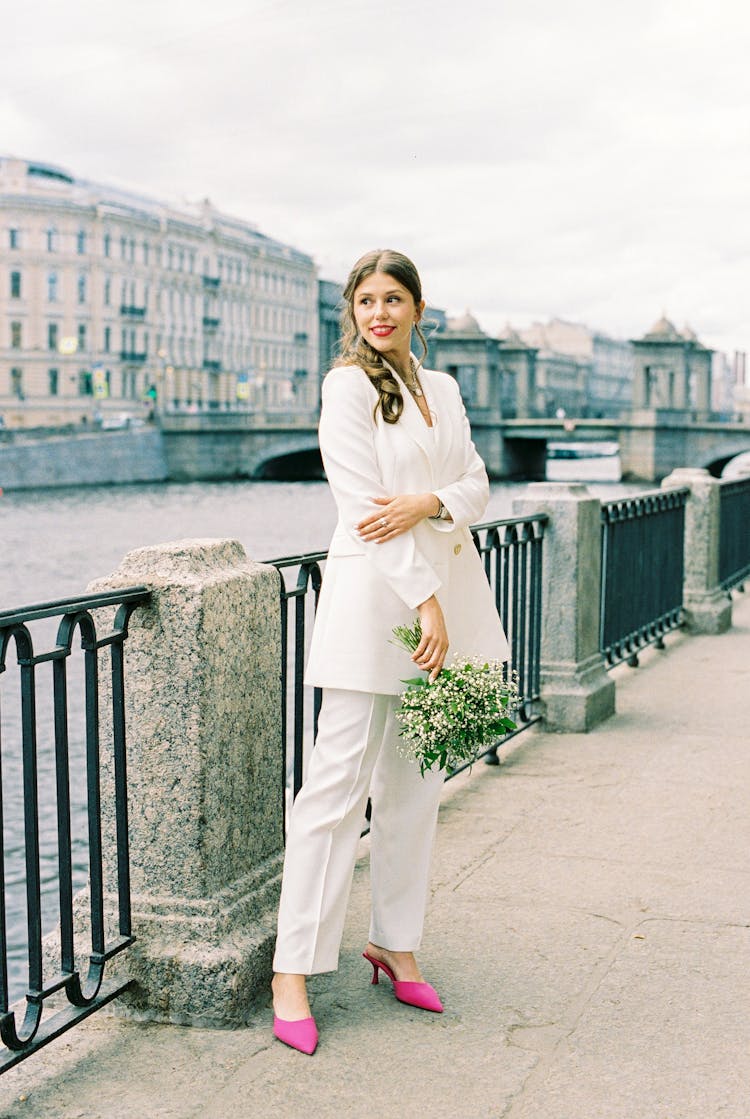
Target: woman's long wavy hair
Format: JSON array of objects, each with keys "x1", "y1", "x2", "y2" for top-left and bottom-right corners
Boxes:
[{"x1": 335, "y1": 249, "x2": 429, "y2": 424}]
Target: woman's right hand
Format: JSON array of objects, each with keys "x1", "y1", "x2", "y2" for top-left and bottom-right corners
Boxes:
[{"x1": 414, "y1": 595, "x2": 449, "y2": 683}]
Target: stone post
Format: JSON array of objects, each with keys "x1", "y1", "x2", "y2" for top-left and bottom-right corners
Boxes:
[
  {"x1": 513, "y1": 484, "x2": 615, "y2": 731},
  {"x1": 90, "y1": 539, "x2": 284, "y2": 1026},
  {"x1": 661, "y1": 468, "x2": 732, "y2": 633}
]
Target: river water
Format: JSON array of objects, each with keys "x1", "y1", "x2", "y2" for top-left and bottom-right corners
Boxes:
[{"x1": 0, "y1": 471, "x2": 635, "y2": 1003}]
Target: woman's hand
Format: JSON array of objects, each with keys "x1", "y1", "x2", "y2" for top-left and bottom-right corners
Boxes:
[
  {"x1": 358, "y1": 493, "x2": 440, "y2": 543},
  {"x1": 414, "y1": 595, "x2": 449, "y2": 683}
]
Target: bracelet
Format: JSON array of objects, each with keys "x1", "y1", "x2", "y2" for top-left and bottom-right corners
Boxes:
[{"x1": 430, "y1": 499, "x2": 449, "y2": 521}]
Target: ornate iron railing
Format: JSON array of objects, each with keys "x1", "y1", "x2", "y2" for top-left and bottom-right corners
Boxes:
[
  {"x1": 272, "y1": 552, "x2": 325, "y2": 819},
  {"x1": 466, "y1": 515, "x2": 547, "y2": 767},
  {"x1": 269, "y1": 514, "x2": 548, "y2": 828},
  {"x1": 600, "y1": 488, "x2": 689, "y2": 667},
  {"x1": 0, "y1": 588, "x2": 149, "y2": 1073},
  {"x1": 718, "y1": 476, "x2": 750, "y2": 591}
]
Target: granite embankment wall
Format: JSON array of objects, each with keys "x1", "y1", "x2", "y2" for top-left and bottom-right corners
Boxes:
[{"x1": 0, "y1": 430, "x2": 168, "y2": 490}]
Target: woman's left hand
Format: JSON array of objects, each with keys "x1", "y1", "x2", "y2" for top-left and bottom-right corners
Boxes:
[{"x1": 357, "y1": 493, "x2": 438, "y2": 543}]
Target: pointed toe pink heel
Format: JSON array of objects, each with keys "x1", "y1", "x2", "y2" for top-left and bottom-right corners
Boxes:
[
  {"x1": 273, "y1": 1014, "x2": 319, "y2": 1055},
  {"x1": 362, "y1": 951, "x2": 443, "y2": 1013}
]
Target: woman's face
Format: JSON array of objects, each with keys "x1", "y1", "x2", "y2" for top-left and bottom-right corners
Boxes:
[{"x1": 352, "y1": 270, "x2": 424, "y2": 365}]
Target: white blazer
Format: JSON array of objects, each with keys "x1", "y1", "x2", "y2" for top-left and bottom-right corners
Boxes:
[{"x1": 304, "y1": 362, "x2": 510, "y2": 694}]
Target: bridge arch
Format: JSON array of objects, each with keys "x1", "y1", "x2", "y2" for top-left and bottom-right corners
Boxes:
[
  {"x1": 702, "y1": 444, "x2": 750, "y2": 478},
  {"x1": 244, "y1": 433, "x2": 323, "y2": 480},
  {"x1": 255, "y1": 447, "x2": 324, "y2": 480}
]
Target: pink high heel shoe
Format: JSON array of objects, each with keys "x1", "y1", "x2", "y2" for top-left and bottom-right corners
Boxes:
[
  {"x1": 362, "y1": 951, "x2": 444, "y2": 1013},
  {"x1": 273, "y1": 1014, "x2": 319, "y2": 1055}
]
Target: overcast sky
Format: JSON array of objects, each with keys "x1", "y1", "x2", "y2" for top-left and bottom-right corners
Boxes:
[{"x1": 2, "y1": 0, "x2": 748, "y2": 355}]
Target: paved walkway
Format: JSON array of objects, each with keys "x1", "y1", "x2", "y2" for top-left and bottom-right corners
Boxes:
[{"x1": 2, "y1": 594, "x2": 749, "y2": 1119}]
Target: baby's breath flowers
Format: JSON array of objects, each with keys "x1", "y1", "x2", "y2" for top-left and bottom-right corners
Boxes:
[{"x1": 391, "y1": 620, "x2": 519, "y2": 775}]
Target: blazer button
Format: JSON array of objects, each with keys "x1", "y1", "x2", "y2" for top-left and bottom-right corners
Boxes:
[{"x1": 453, "y1": 543, "x2": 462, "y2": 555}]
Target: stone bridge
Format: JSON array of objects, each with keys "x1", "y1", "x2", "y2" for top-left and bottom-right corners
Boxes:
[
  {"x1": 160, "y1": 413, "x2": 323, "y2": 481},
  {"x1": 159, "y1": 410, "x2": 750, "y2": 483}
]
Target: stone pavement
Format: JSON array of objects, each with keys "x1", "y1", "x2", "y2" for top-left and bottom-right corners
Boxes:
[{"x1": 2, "y1": 593, "x2": 749, "y2": 1119}]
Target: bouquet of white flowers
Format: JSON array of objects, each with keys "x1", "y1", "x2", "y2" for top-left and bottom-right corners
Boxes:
[{"x1": 391, "y1": 620, "x2": 519, "y2": 775}]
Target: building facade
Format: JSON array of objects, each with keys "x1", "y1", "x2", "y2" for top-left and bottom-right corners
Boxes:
[
  {"x1": 429, "y1": 311, "x2": 505, "y2": 415},
  {"x1": 631, "y1": 315, "x2": 712, "y2": 418},
  {"x1": 518, "y1": 318, "x2": 634, "y2": 418},
  {"x1": 429, "y1": 313, "x2": 634, "y2": 420},
  {"x1": 0, "y1": 156, "x2": 319, "y2": 427},
  {"x1": 318, "y1": 279, "x2": 343, "y2": 380}
]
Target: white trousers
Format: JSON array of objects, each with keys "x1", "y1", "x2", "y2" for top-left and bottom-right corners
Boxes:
[{"x1": 272, "y1": 688, "x2": 445, "y2": 975}]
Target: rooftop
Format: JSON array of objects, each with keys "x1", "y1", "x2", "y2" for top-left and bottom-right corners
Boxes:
[{"x1": 0, "y1": 155, "x2": 313, "y2": 265}]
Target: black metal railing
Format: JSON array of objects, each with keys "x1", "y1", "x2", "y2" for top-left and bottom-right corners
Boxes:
[
  {"x1": 718, "y1": 476, "x2": 750, "y2": 591},
  {"x1": 466, "y1": 515, "x2": 547, "y2": 767},
  {"x1": 600, "y1": 488, "x2": 689, "y2": 667},
  {"x1": 269, "y1": 514, "x2": 547, "y2": 828},
  {"x1": 272, "y1": 552, "x2": 325, "y2": 824},
  {"x1": 0, "y1": 588, "x2": 149, "y2": 1073}
]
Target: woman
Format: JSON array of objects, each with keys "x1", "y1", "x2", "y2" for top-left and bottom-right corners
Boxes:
[{"x1": 271, "y1": 249, "x2": 509, "y2": 1054}]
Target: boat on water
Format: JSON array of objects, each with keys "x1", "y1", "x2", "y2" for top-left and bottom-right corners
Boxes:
[{"x1": 545, "y1": 441, "x2": 622, "y2": 482}]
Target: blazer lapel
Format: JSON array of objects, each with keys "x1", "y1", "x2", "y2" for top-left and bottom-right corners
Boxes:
[{"x1": 383, "y1": 356, "x2": 433, "y2": 461}]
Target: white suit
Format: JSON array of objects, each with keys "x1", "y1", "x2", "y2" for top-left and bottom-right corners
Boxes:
[
  {"x1": 273, "y1": 362, "x2": 509, "y2": 975},
  {"x1": 305, "y1": 363, "x2": 509, "y2": 692}
]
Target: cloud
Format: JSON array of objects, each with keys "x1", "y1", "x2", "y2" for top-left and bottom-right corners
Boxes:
[{"x1": 2, "y1": 0, "x2": 749, "y2": 354}]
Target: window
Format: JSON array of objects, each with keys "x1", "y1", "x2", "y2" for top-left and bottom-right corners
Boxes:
[
  {"x1": 11, "y1": 368, "x2": 24, "y2": 399},
  {"x1": 48, "y1": 369, "x2": 59, "y2": 396},
  {"x1": 9, "y1": 228, "x2": 20, "y2": 249},
  {"x1": 455, "y1": 364, "x2": 478, "y2": 405},
  {"x1": 143, "y1": 240, "x2": 149, "y2": 266},
  {"x1": 77, "y1": 323, "x2": 87, "y2": 351},
  {"x1": 10, "y1": 270, "x2": 21, "y2": 298},
  {"x1": 77, "y1": 229, "x2": 86, "y2": 255},
  {"x1": 103, "y1": 232, "x2": 111, "y2": 258},
  {"x1": 104, "y1": 326, "x2": 111, "y2": 353},
  {"x1": 77, "y1": 274, "x2": 87, "y2": 304},
  {"x1": 104, "y1": 276, "x2": 111, "y2": 306},
  {"x1": 48, "y1": 322, "x2": 59, "y2": 351},
  {"x1": 11, "y1": 321, "x2": 22, "y2": 348},
  {"x1": 46, "y1": 226, "x2": 58, "y2": 252},
  {"x1": 78, "y1": 370, "x2": 93, "y2": 396},
  {"x1": 121, "y1": 236, "x2": 127, "y2": 259}
]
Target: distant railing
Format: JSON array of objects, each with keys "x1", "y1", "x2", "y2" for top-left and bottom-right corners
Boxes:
[
  {"x1": 0, "y1": 588, "x2": 149, "y2": 1073},
  {"x1": 718, "y1": 476, "x2": 750, "y2": 591},
  {"x1": 600, "y1": 488, "x2": 689, "y2": 667},
  {"x1": 269, "y1": 514, "x2": 547, "y2": 829}
]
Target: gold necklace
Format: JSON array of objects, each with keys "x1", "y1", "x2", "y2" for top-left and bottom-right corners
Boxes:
[{"x1": 403, "y1": 358, "x2": 424, "y2": 397}]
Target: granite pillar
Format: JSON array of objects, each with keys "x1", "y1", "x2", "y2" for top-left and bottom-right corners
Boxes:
[
  {"x1": 513, "y1": 484, "x2": 615, "y2": 732},
  {"x1": 89, "y1": 538, "x2": 284, "y2": 1026},
  {"x1": 662, "y1": 469, "x2": 732, "y2": 634}
]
